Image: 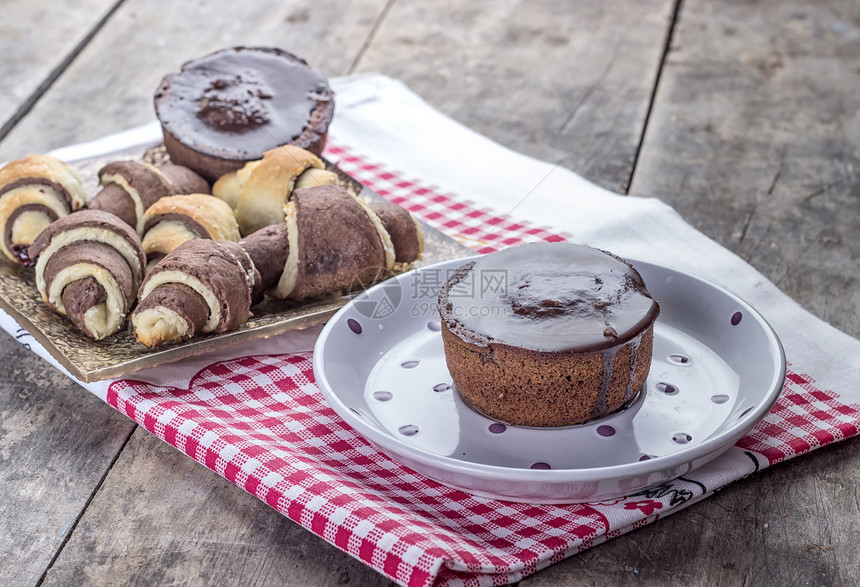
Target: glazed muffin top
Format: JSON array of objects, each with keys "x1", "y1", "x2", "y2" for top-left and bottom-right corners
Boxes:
[
  {"x1": 155, "y1": 47, "x2": 333, "y2": 160},
  {"x1": 439, "y1": 242, "x2": 659, "y2": 353}
]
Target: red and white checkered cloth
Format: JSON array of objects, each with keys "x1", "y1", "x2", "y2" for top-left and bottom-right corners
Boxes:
[
  {"x1": 93, "y1": 145, "x2": 860, "y2": 587},
  {"x1": 6, "y1": 75, "x2": 859, "y2": 586}
]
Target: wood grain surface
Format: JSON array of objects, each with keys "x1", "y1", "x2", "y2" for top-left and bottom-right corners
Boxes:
[
  {"x1": 0, "y1": 0, "x2": 119, "y2": 140},
  {"x1": 1, "y1": 0, "x2": 858, "y2": 585}
]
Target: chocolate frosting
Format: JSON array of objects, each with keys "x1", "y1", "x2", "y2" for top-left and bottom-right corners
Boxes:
[
  {"x1": 239, "y1": 223, "x2": 289, "y2": 294},
  {"x1": 134, "y1": 282, "x2": 208, "y2": 340},
  {"x1": 291, "y1": 185, "x2": 385, "y2": 300},
  {"x1": 155, "y1": 47, "x2": 333, "y2": 163},
  {"x1": 440, "y1": 243, "x2": 660, "y2": 353},
  {"x1": 87, "y1": 183, "x2": 136, "y2": 227},
  {"x1": 369, "y1": 201, "x2": 420, "y2": 263},
  {"x1": 29, "y1": 209, "x2": 145, "y2": 272},
  {"x1": 4, "y1": 203, "x2": 59, "y2": 265},
  {"x1": 140, "y1": 238, "x2": 251, "y2": 332}
]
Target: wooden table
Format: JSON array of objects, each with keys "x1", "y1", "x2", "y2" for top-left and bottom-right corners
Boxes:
[{"x1": 2, "y1": 1, "x2": 858, "y2": 584}]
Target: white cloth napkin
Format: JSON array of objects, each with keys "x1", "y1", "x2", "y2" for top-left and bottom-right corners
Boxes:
[{"x1": 3, "y1": 72, "x2": 859, "y2": 587}]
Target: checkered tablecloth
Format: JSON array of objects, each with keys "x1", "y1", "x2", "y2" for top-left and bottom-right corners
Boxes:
[{"x1": 4, "y1": 74, "x2": 860, "y2": 587}]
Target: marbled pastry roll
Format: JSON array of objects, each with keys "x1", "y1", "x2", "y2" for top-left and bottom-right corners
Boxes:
[
  {"x1": 212, "y1": 145, "x2": 337, "y2": 235},
  {"x1": 271, "y1": 185, "x2": 394, "y2": 300},
  {"x1": 29, "y1": 210, "x2": 146, "y2": 340},
  {"x1": 138, "y1": 194, "x2": 240, "y2": 269},
  {"x1": 88, "y1": 160, "x2": 209, "y2": 228},
  {"x1": 368, "y1": 201, "x2": 424, "y2": 264},
  {"x1": 0, "y1": 155, "x2": 86, "y2": 265},
  {"x1": 131, "y1": 239, "x2": 255, "y2": 348},
  {"x1": 238, "y1": 222, "x2": 289, "y2": 303}
]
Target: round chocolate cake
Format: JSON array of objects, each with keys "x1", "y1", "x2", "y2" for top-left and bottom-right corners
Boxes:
[
  {"x1": 154, "y1": 47, "x2": 334, "y2": 182},
  {"x1": 438, "y1": 242, "x2": 660, "y2": 427}
]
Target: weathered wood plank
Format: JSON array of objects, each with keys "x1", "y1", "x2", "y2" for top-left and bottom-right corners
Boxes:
[
  {"x1": 0, "y1": 0, "x2": 389, "y2": 161},
  {"x1": 0, "y1": 0, "x2": 118, "y2": 140},
  {"x1": 0, "y1": 329, "x2": 135, "y2": 585},
  {"x1": 41, "y1": 428, "x2": 395, "y2": 586},
  {"x1": 0, "y1": 0, "x2": 392, "y2": 584},
  {"x1": 356, "y1": 0, "x2": 677, "y2": 193},
  {"x1": 526, "y1": 0, "x2": 860, "y2": 584},
  {"x1": 629, "y1": 0, "x2": 860, "y2": 338}
]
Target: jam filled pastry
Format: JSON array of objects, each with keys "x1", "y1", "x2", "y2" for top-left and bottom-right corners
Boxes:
[
  {"x1": 137, "y1": 194, "x2": 240, "y2": 270},
  {"x1": 212, "y1": 145, "x2": 338, "y2": 236},
  {"x1": 0, "y1": 155, "x2": 86, "y2": 265},
  {"x1": 88, "y1": 160, "x2": 209, "y2": 228},
  {"x1": 29, "y1": 210, "x2": 146, "y2": 340},
  {"x1": 131, "y1": 239, "x2": 255, "y2": 348}
]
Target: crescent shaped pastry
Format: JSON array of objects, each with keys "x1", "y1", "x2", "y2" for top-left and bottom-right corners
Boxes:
[{"x1": 0, "y1": 155, "x2": 86, "y2": 265}]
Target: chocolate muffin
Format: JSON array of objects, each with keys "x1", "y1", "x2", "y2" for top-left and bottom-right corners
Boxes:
[
  {"x1": 438, "y1": 242, "x2": 660, "y2": 427},
  {"x1": 154, "y1": 47, "x2": 334, "y2": 182}
]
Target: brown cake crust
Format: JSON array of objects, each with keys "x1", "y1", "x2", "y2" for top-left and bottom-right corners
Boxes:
[
  {"x1": 438, "y1": 244, "x2": 659, "y2": 427},
  {"x1": 154, "y1": 47, "x2": 335, "y2": 182}
]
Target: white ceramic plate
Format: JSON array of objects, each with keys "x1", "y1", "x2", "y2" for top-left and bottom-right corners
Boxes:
[{"x1": 313, "y1": 256, "x2": 786, "y2": 503}]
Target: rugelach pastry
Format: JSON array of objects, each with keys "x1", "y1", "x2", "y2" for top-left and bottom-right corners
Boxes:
[
  {"x1": 368, "y1": 201, "x2": 424, "y2": 265},
  {"x1": 132, "y1": 239, "x2": 255, "y2": 348},
  {"x1": 238, "y1": 185, "x2": 423, "y2": 301},
  {"x1": 137, "y1": 194, "x2": 240, "y2": 269},
  {"x1": 270, "y1": 184, "x2": 393, "y2": 300},
  {"x1": 29, "y1": 210, "x2": 146, "y2": 340},
  {"x1": 0, "y1": 155, "x2": 86, "y2": 265},
  {"x1": 438, "y1": 242, "x2": 660, "y2": 427},
  {"x1": 213, "y1": 145, "x2": 337, "y2": 235},
  {"x1": 154, "y1": 47, "x2": 335, "y2": 182},
  {"x1": 88, "y1": 160, "x2": 209, "y2": 228}
]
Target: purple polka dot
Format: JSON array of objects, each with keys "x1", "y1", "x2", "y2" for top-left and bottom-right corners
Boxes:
[
  {"x1": 398, "y1": 425, "x2": 419, "y2": 436},
  {"x1": 401, "y1": 360, "x2": 420, "y2": 369},
  {"x1": 427, "y1": 321, "x2": 441, "y2": 331},
  {"x1": 711, "y1": 394, "x2": 730, "y2": 404},
  {"x1": 373, "y1": 391, "x2": 393, "y2": 401},
  {"x1": 739, "y1": 406, "x2": 755, "y2": 418},
  {"x1": 347, "y1": 318, "x2": 362, "y2": 334},
  {"x1": 530, "y1": 462, "x2": 552, "y2": 470},
  {"x1": 596, "y1": 425, "x2": 616, "y2": 437},
  {"x1": 669, "y1": 353, "x2": 691, "y2": 365},
  {"x1": 433, "y1": 383, "x2": 451, "y2": 393},
  {"x1": 731, "y1": 311, "x2": 743, "y2": 326},
  {"x1": 672, "y1": 433, "x2": 692, "y2": 444},
  {"x1": 656, "y1": 382, "x2": 678, "y2": 395},
  {"x1": 489, "y1": 423, "x2": 507, "y2": 434},
  {"x1": 639, "y1": 455, "x2": 652, "y2": 461}
]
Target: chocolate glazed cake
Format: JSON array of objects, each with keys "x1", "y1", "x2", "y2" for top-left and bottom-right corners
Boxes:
[
  {"x1": 155, "y1": 47, "x2": 334, "y2": 182},
  {"x1": 438, "y1": 242, "x2": 660, "y2": 427}
]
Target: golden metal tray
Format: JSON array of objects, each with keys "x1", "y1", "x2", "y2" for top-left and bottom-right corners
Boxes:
[{"x1": 0, "y1": 143, "x2": 471, "y2": 382}]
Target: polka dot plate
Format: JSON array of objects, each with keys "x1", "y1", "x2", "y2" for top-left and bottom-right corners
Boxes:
[{"x1": 313, "y1": 256, "x2": 786, "y2": 503}]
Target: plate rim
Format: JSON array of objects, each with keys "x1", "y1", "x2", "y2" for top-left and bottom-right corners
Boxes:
[{"x1": 313, "y1": 254, "x2": 787, "y2": 486}]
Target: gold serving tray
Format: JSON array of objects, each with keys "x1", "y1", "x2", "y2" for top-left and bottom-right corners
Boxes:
[{"x1": 0, "y1": 143, "x2": 472, "y2": 382}]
